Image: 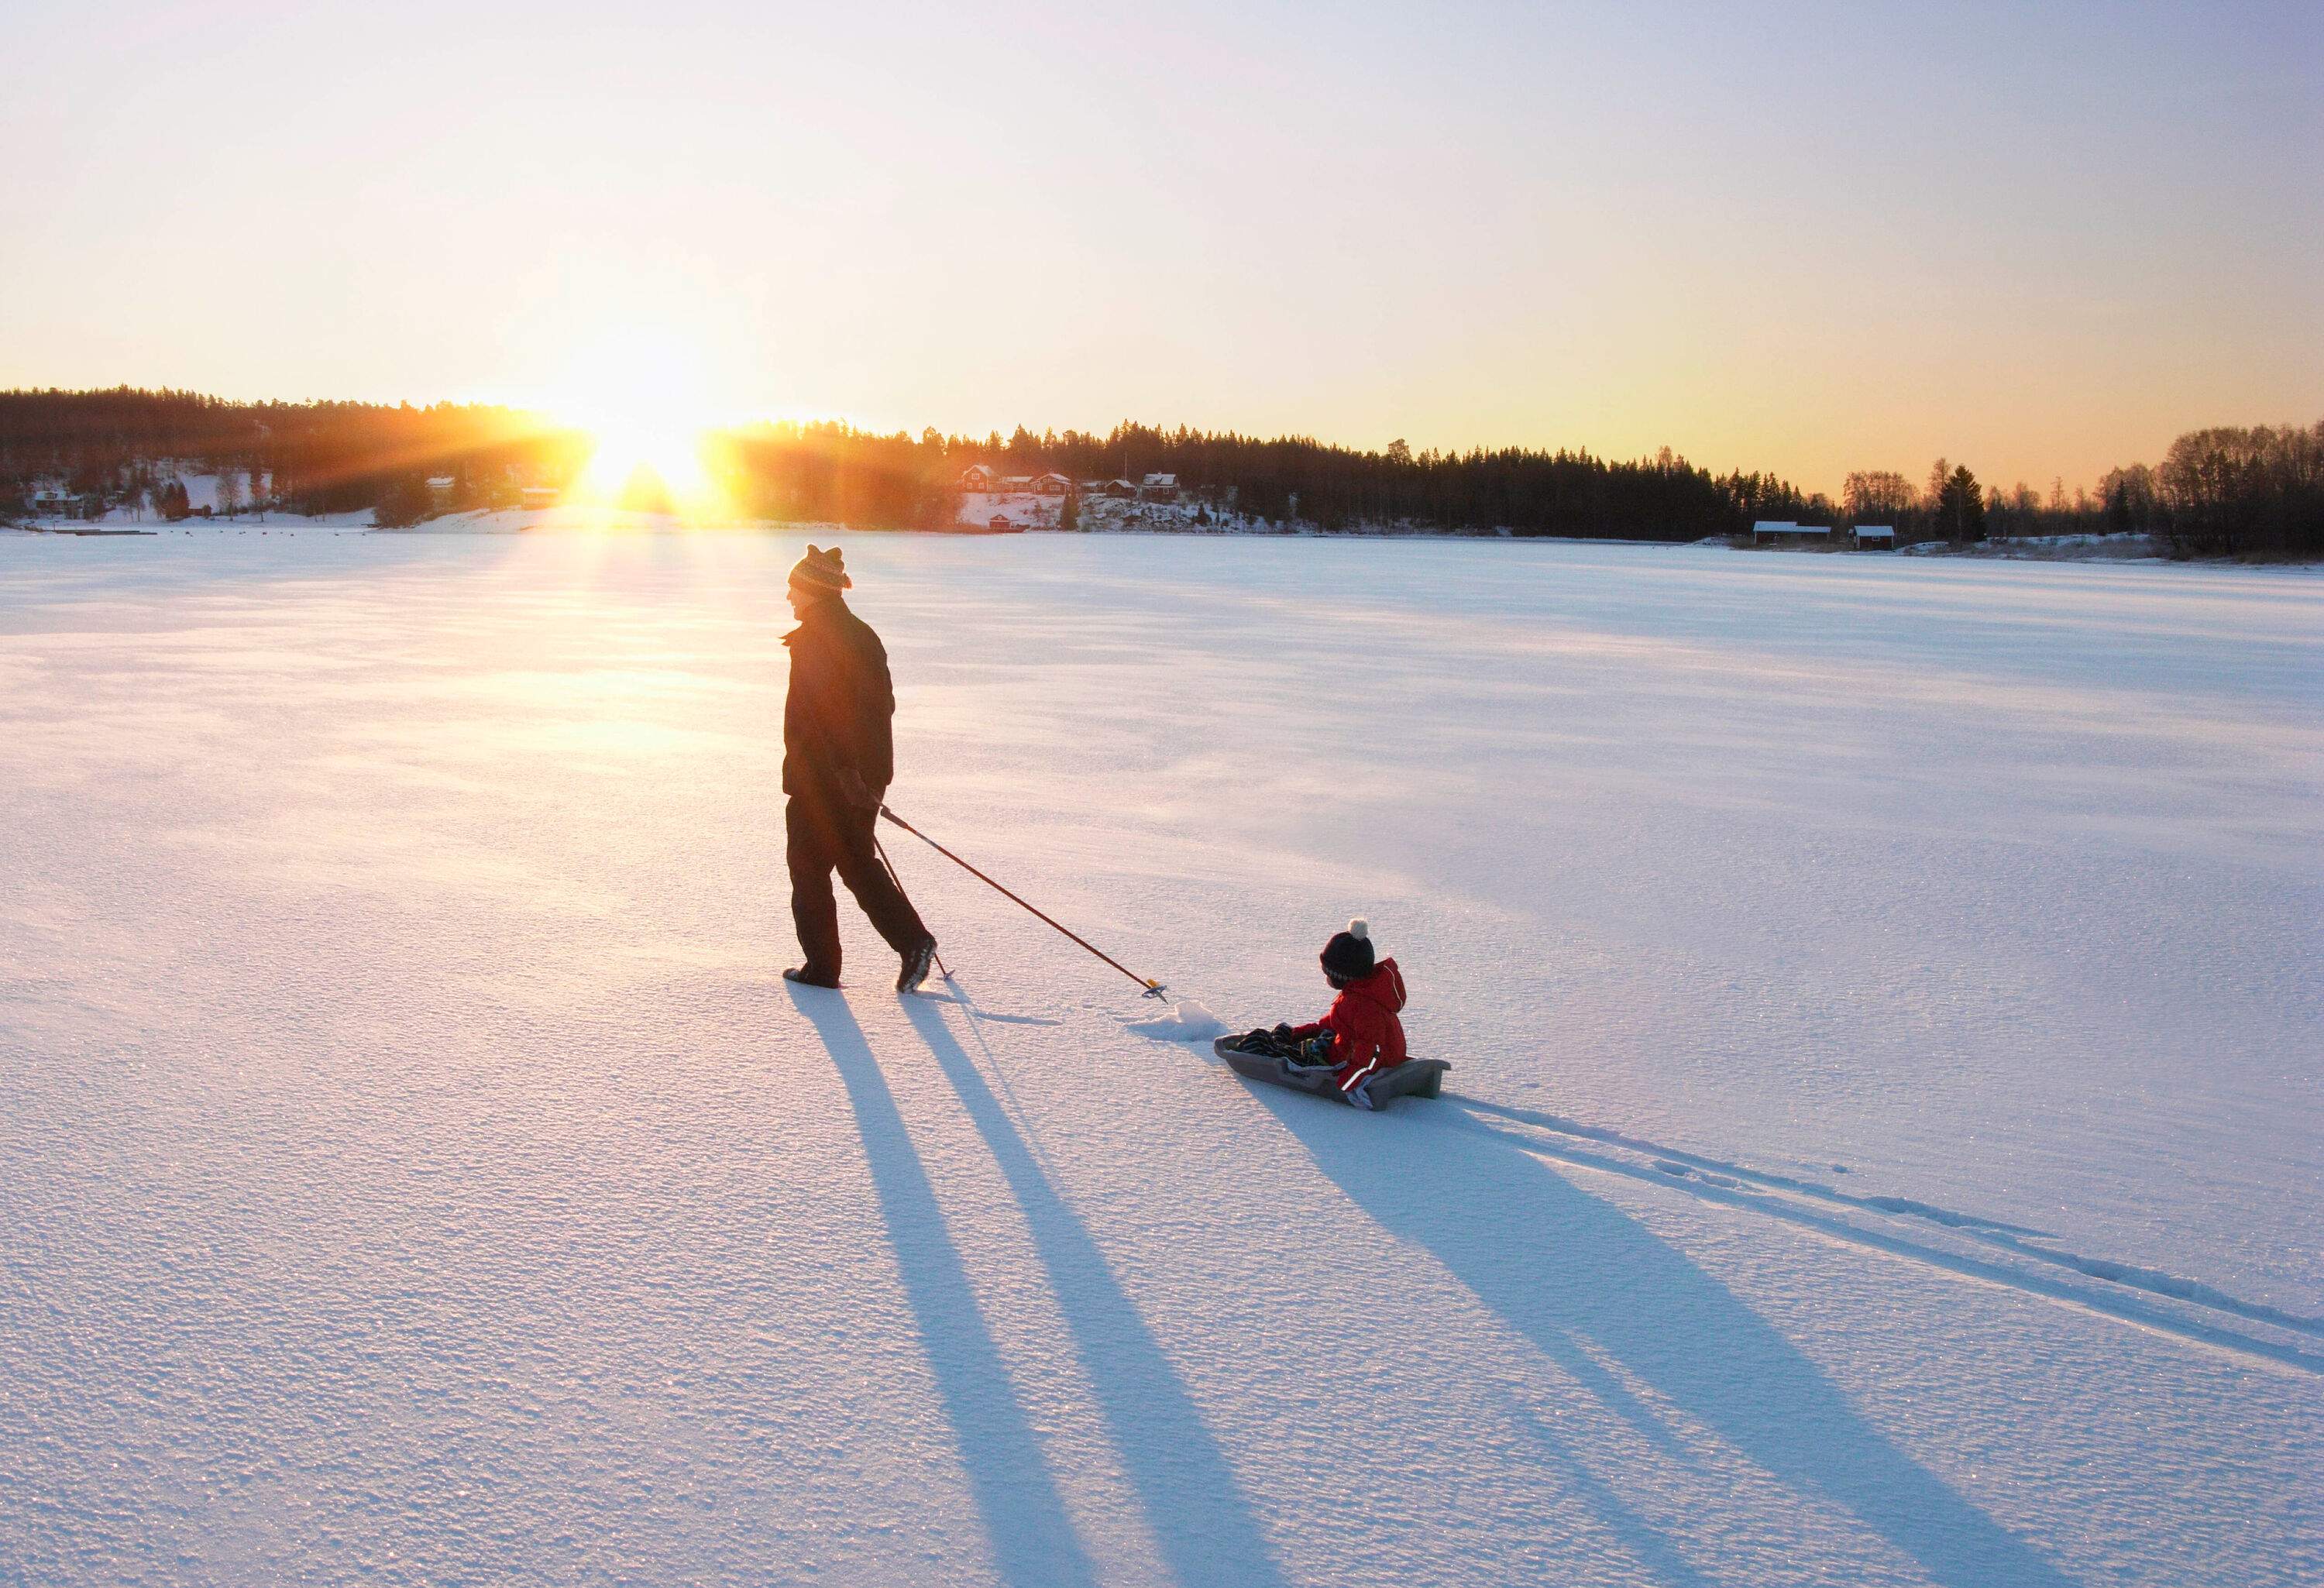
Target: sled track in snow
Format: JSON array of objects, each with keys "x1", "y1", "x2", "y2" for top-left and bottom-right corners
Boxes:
[{"x1": 1447, "y1": 1095, "x2": 2324, "y2": 1377}]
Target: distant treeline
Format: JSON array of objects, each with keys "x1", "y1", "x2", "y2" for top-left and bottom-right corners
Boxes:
[
  {"x1": 0, "y1": 390, "x2": 1807, "y2": 541},
  {"x1": 881, "y1": 423, "x2": 1811, "y2": 541},
  {"x1": 3, "y1": 387, "x2": 2317, "y2": 556},
  {"x1": 1841, "y1": 424, "x2": 2324, "y2": 559},
  {"x1": 0, "y1": 387, "x2": 584, "y2": 521}
]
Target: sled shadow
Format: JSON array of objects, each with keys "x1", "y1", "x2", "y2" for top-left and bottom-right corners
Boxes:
[
  {"x1": 1256, "y1": 1088, "x2": 2081, "y2": 1588},
  {"x1": 787, "y1": 986, "x2": 1099, "y2": 1588},
  {"x1": 905, "y1": 998, "x2": 1290, "y2": 1588}
]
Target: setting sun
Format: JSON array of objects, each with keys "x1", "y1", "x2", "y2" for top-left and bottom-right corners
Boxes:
[{"x1": 555, "y1": 330, "x2": 722, "y2": 511}]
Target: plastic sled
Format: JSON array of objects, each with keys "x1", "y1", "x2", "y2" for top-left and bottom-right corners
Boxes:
[{"x1": 1214, "y1": 1035, "x2": 1449, "y2": 1109}]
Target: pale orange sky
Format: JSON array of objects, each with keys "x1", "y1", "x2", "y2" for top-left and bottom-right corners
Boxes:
[{"x1": 4, "y1": 1, "x2": 2318, "y2": 495}]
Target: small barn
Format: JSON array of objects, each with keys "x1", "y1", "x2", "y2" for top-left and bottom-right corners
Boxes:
[
  {"x1": 1140, "y1": 473, "x2": 1179, "y2": 502},
  {"x1": 1752, "y1": 521, "x2": 1831, "y2": 545},
  {"x1": 426, "y1": 476, "x2": 457, "y2": 510},
  {"x1": 1030, "y1": 473, "x2": 1071, "y2": 497},
  {"x1": 1855, "y1": 524, "x2": 1896, "y2": 549},
  {"x1": 520, "y1": 486, "x2": 559, "y2": 510}
]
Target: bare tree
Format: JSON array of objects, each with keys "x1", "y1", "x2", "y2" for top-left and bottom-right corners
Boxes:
[
  {"x1": 1844, "y1": 469, "x2": 1914, "y2": 522},
  {"x1": 2157, "y1": 421, "x2": 2324, "y2": 557}
]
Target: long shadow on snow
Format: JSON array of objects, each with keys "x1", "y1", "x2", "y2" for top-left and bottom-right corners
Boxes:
[
  {"x1": 1257, "y1": 1087, "x2": 2082, "y2": 1588},
  {"x1": 1505, "y1": 1401, "x2": 1720, "y2": 1588},
  {"x1": 905, "y1": 997, "x2": 1290, "y2": 1588},
  {"x1": 789, "y1": 987, "x2": 1101, "y2": 1588}
]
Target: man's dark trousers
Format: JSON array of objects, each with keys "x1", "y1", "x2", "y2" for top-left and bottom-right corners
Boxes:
[{"x1": 786, "y1": 788, "x2": 928, "y2": 980}]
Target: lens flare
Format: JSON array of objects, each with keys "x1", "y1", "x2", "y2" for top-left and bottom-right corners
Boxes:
[{"x1": 552, "y1": 331, "x2": 725, "y2": 517}]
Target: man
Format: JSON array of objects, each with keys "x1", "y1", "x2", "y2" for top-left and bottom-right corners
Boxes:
[{"x1": 779, "y1": 544, "x2": 938, "y2": 992}]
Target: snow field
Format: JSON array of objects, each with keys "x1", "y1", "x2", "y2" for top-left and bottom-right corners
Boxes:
[{"x1": 1, "y1": 530, "x2": 2317, "y2": 1586}]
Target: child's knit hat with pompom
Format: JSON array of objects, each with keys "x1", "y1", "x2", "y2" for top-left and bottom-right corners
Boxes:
[{"x1": 1320, "y1": 918, "x2": 1375, "y2": 981}]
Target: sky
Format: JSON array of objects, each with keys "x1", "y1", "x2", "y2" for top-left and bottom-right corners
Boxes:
[{"x1": 3, "y1": 0, "x2": 2318, "y2": 494}]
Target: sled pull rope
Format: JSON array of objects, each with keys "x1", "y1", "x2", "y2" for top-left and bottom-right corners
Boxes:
[{"x1": 878, "y1": 806, "x2": 1168, "y2": 999}]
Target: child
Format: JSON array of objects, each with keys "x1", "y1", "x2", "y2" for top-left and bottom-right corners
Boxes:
[{"x1": 1282, "y1": 918, "x2": 1406, "y2": 1110}]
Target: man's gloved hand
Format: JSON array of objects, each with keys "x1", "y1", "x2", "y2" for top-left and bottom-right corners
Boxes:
[{"x1": 837, "y1": 768, "x2": 879, "y2": 813}]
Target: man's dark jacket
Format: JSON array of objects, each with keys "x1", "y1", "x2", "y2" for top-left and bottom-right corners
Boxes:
[{"x1": 782, "y1": 597, "x2": 895, "y2": 799}]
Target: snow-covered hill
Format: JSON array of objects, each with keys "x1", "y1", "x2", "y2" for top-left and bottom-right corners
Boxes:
[{"x1": 2, "y1": 531, "x2": 2316, "y2": 1585}]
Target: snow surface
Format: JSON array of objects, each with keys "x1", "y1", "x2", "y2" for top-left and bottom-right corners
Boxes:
[
  {"x1": 1894, "y1": 531, "x2": 2166, "y2": 561},
  {"x1": 2, "y1": 529, "x2": 2317, "y2": 1586}
]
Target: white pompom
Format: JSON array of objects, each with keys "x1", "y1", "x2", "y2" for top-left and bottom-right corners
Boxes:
[{"x1": 1348, "y1": 917, "x2": 1369, "y2": 940}]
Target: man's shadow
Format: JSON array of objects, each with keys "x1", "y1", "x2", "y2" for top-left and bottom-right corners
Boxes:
[
  {"x1": 1253, "y1": 1084, "x2": 2083, "y2": 1588},
  {"x1": 787, "y1": 986, "x2": 1100, "y2": 1588},
  {"x1": 902, "y1": 997, "x2": 1291, "y2": 1588}
]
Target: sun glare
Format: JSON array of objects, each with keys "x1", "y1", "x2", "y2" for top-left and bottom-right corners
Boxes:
[{"x1": 554, "y1": 331, "x2": 725, "y2": 516}]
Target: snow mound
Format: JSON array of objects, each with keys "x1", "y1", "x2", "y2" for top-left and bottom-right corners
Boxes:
[{"x1": 1126, "y1": 998, "x2": 1229, "y2": 1043}]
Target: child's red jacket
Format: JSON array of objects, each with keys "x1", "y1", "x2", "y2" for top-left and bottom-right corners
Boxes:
[{"x1": 1291, "y1": 959, "x2": 1407, "y2": 1093}]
